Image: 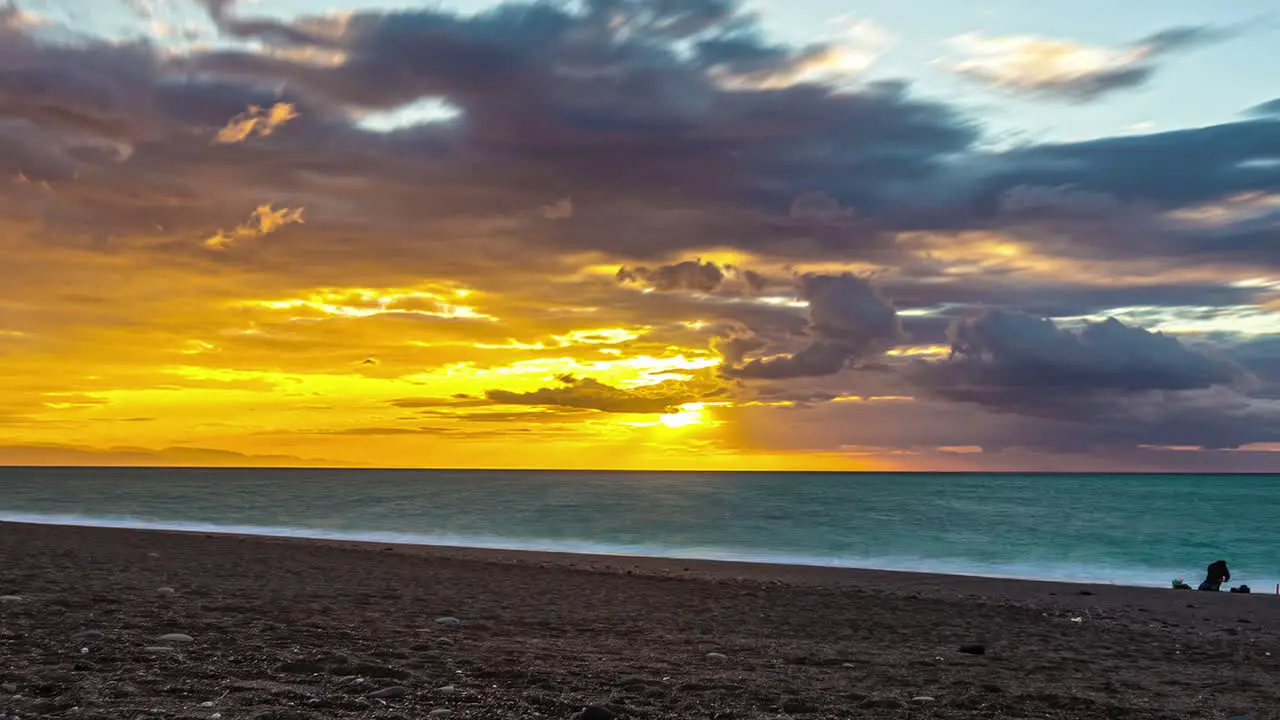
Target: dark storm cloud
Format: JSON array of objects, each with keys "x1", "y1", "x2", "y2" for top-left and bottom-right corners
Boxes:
[
  {"x1": 1218, "y1": 335, "x2": 1280, "y2": 396},
  {"x1": 616, "y1": 260, "x2": 725, "y2": 293},
  {"x1": 897, "y1": 310, "x2": 1280, "y2": 451},
  {"x1": 921, "y1": 310, "x2": 1246, "y2": 398},
  {"x1": 181, "y1": 0, "x2": 976, "y2": 223},
  {"x1": 3, "y1": 0, "x2": 1275, "y2": 276},
  {"x1": 0, "y1": 0, "x2": 988, "y2": 273},
  {"x1": 485, "y1": 375, "x2": 717, "y2": 414},
  {"x1": 7, "y1": 0, "x2": 1270, "y2": 279},
  {"x1": 880, "y1": 279, "x2": 1266, "y2": 320},
  {"x1": 979, "y1": 119, "x2": 1280, "y2": 208},
  {"x1": 726, "y1": 273, "x2": 904, "y2": 379}
]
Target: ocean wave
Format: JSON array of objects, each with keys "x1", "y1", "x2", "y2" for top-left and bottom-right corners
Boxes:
[{"x1": 0, "y1": 510, "x2": 1208, "y2": 588}]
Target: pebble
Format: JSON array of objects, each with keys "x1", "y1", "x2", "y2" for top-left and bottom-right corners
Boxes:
[
  {"x1": 780, "y1": 698, "x2": 817, "y2": 713},
  {"x1": 0, "y1": 596, "x2": 22, "y2": 603},
  {"x1": 434, "y1": 617, "x2": 461, "y2": 625},
  {"x1": 1, "y1": 683, "x2": 17, "y2": 694},
  {"x1": 580, "y1": 706, "x2": 615, "y2": 720},
  {"x1": 156, "y1": 633, "x2": 193, "y2": 643},
  {"x1": 368, "y1": 686, "x2": 408, "y2": 699},
  {"x1": 77, "y1": 631, "x2": 105, "y2": 642},
  {"x1": 859, "y1": 697, "x2": 906, "y2": 710},
  {"x1": 429, "y1": 711, "x2": 453, "y2": 717},
  {"x1": 910, "y1": 696, "x2": 936, "y2": 704},
  {"x1": 199, "y1": 702, "x2": 215, "y2": 708},
  {"x1": 436, "y1": 686, "x2": 457, "y2": 695},
  {"x1": 156, "y1": 587, "x2": 176, "y2": 596},
  {"x1": 959, "y1": 644, "x2": 986, "y2": 655},
  {"x1": 705, "y1": 652, "x2": 728, "y2": 661}
]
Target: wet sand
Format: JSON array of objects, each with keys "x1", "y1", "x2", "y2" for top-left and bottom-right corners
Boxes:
[{"x1": 1, "y1": 521, "x2": 1278, "y2": 719}]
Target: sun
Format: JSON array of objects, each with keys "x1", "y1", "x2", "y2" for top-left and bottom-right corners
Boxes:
[{"x1": 658, "y1": 403, "x2": 706, "y2": 429}]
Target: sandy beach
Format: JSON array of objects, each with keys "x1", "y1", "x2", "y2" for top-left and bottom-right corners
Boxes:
[{"x1": 1, "y1": 522, "x2": 1277, "y2": 719}]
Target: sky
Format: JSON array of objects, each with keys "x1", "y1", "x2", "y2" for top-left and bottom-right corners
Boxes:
[{"x1": 0, "y1": 0, "x2": 1278, "y2": 472}]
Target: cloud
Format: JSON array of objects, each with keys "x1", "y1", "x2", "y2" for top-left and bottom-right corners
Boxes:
[
  {"x1": 945, "y1": 26, "x2": 1236, "y2": 102},
  {"x1": 485, "y1": 375, "x2": 716, "y2": 414},
  {"x1": 0, "y1": 4, "x2": 48, "y2": 31},
  {"x1": 203, "y1": 204, "x2": 304, "y2": 249},
  {"x1": 902, "y1": 311, "x2": 1280, "y2": 450},
  {"x1": 924, "y1": 310, "x2": 1247, "y2": 397},
  {"x1": 617, "y1": 260, "x2": 726, "y2": 293},
  {"x1": 0, "y1": 0, "x2": 1278, "y2": 468},
  {"x1": 0, "y1": 442, "x2": 344, "y2": 467},
  {"x1": 973, "y1": 118, "x2": 1280, "y2": 219},
  {"x1": 540, "y1": 197, "x2": 573, "y2": 220},
  {"x1": 1248, "y1": 98, "x2": 1280, "y2": 117},
  {"x1": 171, "y1": 1, "x2": 974, "y2": 241},
  {"x1": 727, "y1": 273, "x2": 904, "y2": 378},
  {"x1": 698, "y1": 17, "x2": 890, "y2": 89},
  {"x1": 213, "y1": 102, "x2": 299, "y2": 144}
]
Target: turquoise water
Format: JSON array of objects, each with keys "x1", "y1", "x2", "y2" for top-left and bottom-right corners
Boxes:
[{"x1": 1, "y1": 467, "x2": 1277, "y2": 590}]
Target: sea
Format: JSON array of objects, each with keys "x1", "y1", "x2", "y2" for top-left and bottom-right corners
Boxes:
[{"x1": 1, "y1": 467, "x2": 1277, "y2": 591}]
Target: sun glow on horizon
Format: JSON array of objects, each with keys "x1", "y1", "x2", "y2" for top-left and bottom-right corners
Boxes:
[{"x1": 658, "y1": 402, "x2": 709, "y2": 429}]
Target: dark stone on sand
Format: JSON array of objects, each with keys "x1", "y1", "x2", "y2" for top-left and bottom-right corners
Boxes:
[
  {"x1": 859, "y1": 697, "x2": 906, "y2": 709},
  {"x1": 1078, "y1": 590, "x2": 1095, "y2": 596},
  {"x1": 580, "y1": 705, "x2": 616, "y2": 720},
  {"x1": 73, "y1": 660, "x2": 96, "y2": 672},
  {"x1": 254, "y1": 711, "x2": 316, "y2": 720},
  {"x1": 1, "y1": 683, "x2": 18, "y2": 694},
  {"x1": 368, "y1": 686, "x2": 408, "y2": 699},
  {"x1": 434, "y1": 617, "x2": 461, "y2": 625},
  {"x1": 276, "y1": 660, "x2": 325, "y2": 675},
  {"x1": 959, "y1": 643, "x2": 986, "y2": 655},
  {"x1": 77, "y1": 630, "x2": 105, "y2": 642},
  {"x1": 780, "y1": 697, "x2": 818, "y2": 713}
]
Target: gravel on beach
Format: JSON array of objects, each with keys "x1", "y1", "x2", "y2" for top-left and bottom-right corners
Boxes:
[{"x1": 2, "y1": 522, "x2": 1278, "y2": 719}]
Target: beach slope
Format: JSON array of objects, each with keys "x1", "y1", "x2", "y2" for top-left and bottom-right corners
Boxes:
[{"x1": 2, "y1": 522, "x2": 1277, "y2": 719}]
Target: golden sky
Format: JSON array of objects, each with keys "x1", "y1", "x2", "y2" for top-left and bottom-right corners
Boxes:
[{"x1": 2, "y1": 0, "x2": 1279, "y2": 472}]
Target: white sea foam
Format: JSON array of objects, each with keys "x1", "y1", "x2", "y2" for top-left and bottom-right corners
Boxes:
[{"x1": 0, "y1": 510, "x2": 1192, "y2": 589}]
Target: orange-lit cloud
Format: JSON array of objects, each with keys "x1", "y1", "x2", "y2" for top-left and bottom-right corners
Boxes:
[
  {"x1": 204, "y1": 204, "x2": 304, "y2": 249},
  {"x1": 214, "y1": 102, "x2": 300, "y2": 144}
]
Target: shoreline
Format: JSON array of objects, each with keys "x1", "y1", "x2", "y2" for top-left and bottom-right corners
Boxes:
[
  {"x1": 5, "y1": 515, "x2": 1280, "y2": 596},
  {"x1": 3, "y1": 521, "x2": 1279, "y2": 719},
  {"x1": 4, "y1": 519, "x2": 1279, "y2": 609},
  {"x1": 0, "y1": 516, "x2": 1262, "y2": 594}
]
